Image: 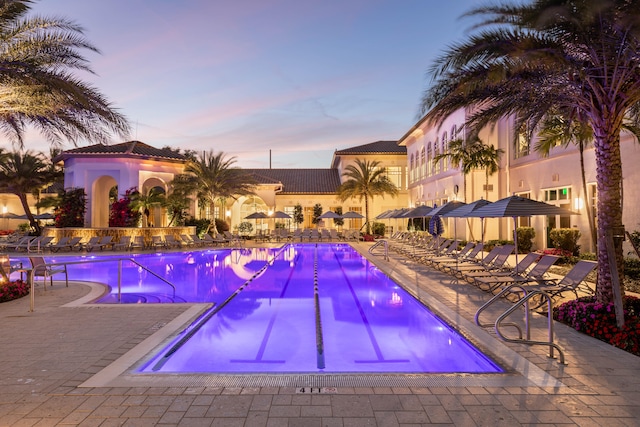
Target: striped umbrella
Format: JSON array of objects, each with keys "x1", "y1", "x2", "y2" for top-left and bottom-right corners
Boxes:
[{"x1": 469, "y1": 195, "x2": 579, "y2": 273}]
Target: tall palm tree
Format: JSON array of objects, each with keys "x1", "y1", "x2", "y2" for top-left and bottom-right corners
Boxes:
[
  {"x1": 0, "y1": 0, "x2": 130, "y2": 147},
  {"x1": 336, "y1": 159, "x2": 399, "y2": 234},
  {"x1": 0, "y1": 150, "x2": 59, "y2": 234},
  {"x1": 172, "y1": 151, "x2": 256, "y2": 231},
  {"x1": 420, "y1": 0, "x2": 640, "y2": 304}
]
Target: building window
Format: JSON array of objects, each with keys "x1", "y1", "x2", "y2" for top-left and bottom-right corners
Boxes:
[
  {"x1": 515, "y1": 124, "x2": 531, "y2": 158},
  {"x1": 420, "y1": 147, "x2": 426, "y2": 179},
  {"x1": 434, "y1": 141, "x2": 440, "y2": 175},
  {"x1": 516, "y1": 192, "x2": 531, "y2": 227},
  {"x1": 441, "y1": 132, "x2": 448, "y2": 171},
  {"x1": 427, "y1": 142, "x2": 433, "y2": 177},
  {"x1": 544, "y1": 187, "x2": 571, "y2": 202},
  {"x1": 385, "y1": 166, "x2": 403, "y2": 189},
  {"x1": 409, "y1": 154, "x2": 415, "y2": 183}
]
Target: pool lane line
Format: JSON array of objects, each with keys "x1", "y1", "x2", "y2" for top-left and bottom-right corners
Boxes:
[
  {"x1": 151, "y1": 245, "x2": 290, "y2": 371},
  {"x1": 330, "y1": 245, "x2": 410, "y2": 364},
  {"x1": 314, "y1": 244, "x2": 326, "y2": 369},
  {"x1": 229, "y1": 248, "x2": 300, "y2": 364}
]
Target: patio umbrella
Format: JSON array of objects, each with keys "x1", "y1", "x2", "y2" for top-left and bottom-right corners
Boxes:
[
  {"x1": 402, "y1": 205, "x2": 433, "y2": 231},
  {"x1": 427, "y1": 201, "x2": 466, "y2": 247},
  {"x1": 470, "y1": 195, "x2": 579, "y2": 273},
  {"x1": 16, "y1": 212, "x2": 54, "y2": 220},
  {"x1": 318, "y1": 211, "x2": 341, "y2": 219},
  {"x1": 341, "y1": 211, "x2": 364, "y2": 231},
  {"x1": 443, "y1": 199, "x2": 493, "y2": 260},
  {"x1": 270, "y1": 211, "x2": 291, "y2": 219},
  {"x1": 244, "y1": 212, "x2": 268, "y2": 235}
]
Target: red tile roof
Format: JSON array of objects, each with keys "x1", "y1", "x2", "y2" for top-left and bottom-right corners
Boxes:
[
  {"x1": 245, "y1": 169, "x2": 341, "y2": 194},
  {"x1": 55, "y1": 141, "x2": 186, "y2": 161}
]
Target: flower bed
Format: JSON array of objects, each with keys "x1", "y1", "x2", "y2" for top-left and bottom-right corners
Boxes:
[
  {"x1": 0, "y1": 280, "x2": 29, "y2": 303},
  {"x1": 553, "y1": 296, "x2": 640, "y2": 356}
]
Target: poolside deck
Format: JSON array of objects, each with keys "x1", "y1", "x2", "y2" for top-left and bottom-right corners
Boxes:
[{"x1": 0, "y1": 241, "x2": 638, "y2": 426}]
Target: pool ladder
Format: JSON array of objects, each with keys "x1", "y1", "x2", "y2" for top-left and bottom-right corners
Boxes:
[
  {"x1": 475, "y1": 284, "x2": 565, "y2": 364},
  {"x1": 368, "y1": 239, "x2": 389, "y2": 261}
]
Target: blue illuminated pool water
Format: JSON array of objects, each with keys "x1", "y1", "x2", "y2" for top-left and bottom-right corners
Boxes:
[{"x1": 35, "y1": 244, "x2": 502, "y2": 374}]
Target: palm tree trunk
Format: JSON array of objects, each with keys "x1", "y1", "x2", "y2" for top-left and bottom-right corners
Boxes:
[
  {"x1": 364, "y1": 196, "x2": 370, "y2": 234},
  {"x1": 593, "y1": 124, "x2": 625, "y2": 304},
  {"x1": 578, "y1": 141, "x2": 597, "y2": 252},
  {"x1": 18, "y1": 193, "x2": 40, "y2": 234}
]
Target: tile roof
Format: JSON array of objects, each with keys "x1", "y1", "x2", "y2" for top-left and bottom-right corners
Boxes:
[
  {"x1": 57, "y1": 141, "x2": 186, "y2": 161},
  {"x1": 245, "y1": 169, "x2": 341, "y2": 194},
  {"x1": 334, "y1": 140, "x2": 405, "y2": 155}
]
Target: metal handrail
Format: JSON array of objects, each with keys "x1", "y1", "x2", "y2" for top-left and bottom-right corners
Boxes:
[
  {"x1": 368, "y1": 239, "x2": 389, "y2": 261},
  {"x1": 25, "y1": 257, "x2": 177, "y2": 311},
  {"x1": 475, "y1": 283, "x2": 565, "y2": 364}
]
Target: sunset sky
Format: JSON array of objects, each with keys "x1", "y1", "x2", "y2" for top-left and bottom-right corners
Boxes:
[{"x1": 16, "y1": 0, "x2": 481, "y2": 168}]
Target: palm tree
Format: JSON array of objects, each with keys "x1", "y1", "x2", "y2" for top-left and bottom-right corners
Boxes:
[
  {"x1": 420, "y1": 0, "x2": 640, "y2": 304},
  {"x1": 535, "y1": 114, "x2": 597, "y2": 252},
  {"x1": 129, "y1": 187, "x2": 165, "y2": 227},
  {"x1": 0, "y1": 150, "x2": 59, "y2": 234},
  {"x1": 336, "y1": 159, "x2": 399, "y2": 234},
  {"x1": 172, "y1": 151, "x2": 256, "y2": 231},
  {"x1": 0, "y1": 0, "x2": 130, "y2": 147}
]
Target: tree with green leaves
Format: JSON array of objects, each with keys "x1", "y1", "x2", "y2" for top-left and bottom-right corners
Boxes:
[
  {"x1": 420, "y1": 0, "x2": 640, "y2": 304},
  {"x1": 0, "y1": 0, "x2": 130, "y2": 147},
  {"x1": 535, "y1": 114, "x2": 597, "y2": 252},
  {"x1": 312, "y1": 203, "x2": 322, "y2": 227},
  {"x1": 0, "y1": 150, "x2": 60, "y2": 234},
  {"x1": 336, "y1": 159, "x2": 399, "y2": 234},
  {"x1": 293, "y1": 203, "x2": 304, "y2": 229},
  {"x1": 129, "y1": 187, "x2": 165, "y2": 227},
  {"x1": 171, "y1": 151, "x2": 255, "y2": 232}
]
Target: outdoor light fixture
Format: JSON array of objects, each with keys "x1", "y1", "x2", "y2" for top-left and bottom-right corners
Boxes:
[{"x1": 574, "y1": 197, "x2": 584, "y2": 210}]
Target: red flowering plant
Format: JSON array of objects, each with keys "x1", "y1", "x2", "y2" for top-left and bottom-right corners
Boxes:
[
  {"x1": 109, "y1": 188, "x2": 141, "y2": 227},
  {"x1": 536, "y1": 248, "x2": 576, "y2": 264},
  {"x1": 0, "y1": 280, "x2": 29, "y2": 303},
  {"x1": 553, "y1": 296, "x2": 640, "y2": 356}
]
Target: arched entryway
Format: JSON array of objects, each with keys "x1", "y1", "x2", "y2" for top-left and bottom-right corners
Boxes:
[
  {"x1": 141, "y1": 178, "x2": 168, "y2": 227},
  {"x1": 92, "y1": 175, "x2": 118, "y2": 227}
]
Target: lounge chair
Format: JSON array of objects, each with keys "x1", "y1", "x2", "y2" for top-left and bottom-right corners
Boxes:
[
  {"x1": 520, "y1": 259, "x2": 597, "y2": 302},
  {"x1": 29, "y1": 257, "x2": 68, "y2": 288},
  {"x1": 463, "y1": 252, "x2": 539, "y2": 284},
  {"x1": 459, "y1": 245, "x2": 516, "y2": 283},
  {"x1": 444, "y1": 245, "x2": 506, "y2": 278},
  {"x1": 131, "y1": 235, "x2": 146, "y2": 250},
  {"x1": 189, "y1": 235, "x2": 206, "y2": 247},
  {"x1": 113, "y1": 236, "x2": 131, "y2": 251},
  {"x1": 474, "y1": 254, "x2": 560, "y2": 293},
  {"x1": 11, "y1": 236, "x2": 38, "y2": 252},
  {"x1": 424, "y1": 241, "x2": 475, "y2": 268},
  {"x1": 52, "y1": 236, "x2": 82, "y2": 252},
  {"x1": 82, "y1": 236, "x2": 102, "y2": 251},
  {"x1": 164, "y1": 235, "x2": 183, "y2": 248},
  {"x1": 151, "y1": 235, "x2": 167, "y2": 250},
  {"x1": 180, "y1": 235, "x2": 195, "y2": 247},
  {"x1": 223, "y1": 231, "x2": 242, "y2": 246},
  {"x1": 87, "y1": 236, "x2": 113, "y2": 251},
  {"x1": 329, "y1": 229, "x2": 341, "y2": 240},
  {"x1": 48, "y1": 237, "x2": 70, "y2": 252}
]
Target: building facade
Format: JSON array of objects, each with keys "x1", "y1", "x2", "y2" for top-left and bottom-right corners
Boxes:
[{"x1": 399, "y1": 108, "x2": 640, "y2": 253}]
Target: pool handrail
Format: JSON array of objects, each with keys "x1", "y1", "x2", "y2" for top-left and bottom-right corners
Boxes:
[{"x1": 24, "y1": 257, "x2": 177, "y2": 311}]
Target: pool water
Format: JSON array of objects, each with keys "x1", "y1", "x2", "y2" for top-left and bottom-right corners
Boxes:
[{"x1": 27, "y1": 244, "x2": 502, "y2": 374}]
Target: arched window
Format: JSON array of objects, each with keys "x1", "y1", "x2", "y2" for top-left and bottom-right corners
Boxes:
[
  {"x1": 434, "y1": 139, "x2": 440, "y2": 175},
  {"x1": 420, "y1": 147, "x2": 426, "y2": 179},
  {"x1": 427, "y1": 142, "x2": 433, "y2": 177},
  {"x1": 410, "y1": 153, "x2": 415, "y2": 182},
  {"x1": 441, "y1": 132, "x2": 448, "y2": 171}
]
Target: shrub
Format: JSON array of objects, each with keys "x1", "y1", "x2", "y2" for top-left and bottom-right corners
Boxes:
[
  {"x1": 371, "y1": 222, "x2": 385, "y2": 236},
  {"x1": 109, "y1": 188, "x2": 141, "y2": 227},
  {"x1": 580, "y1": 252, "x2": 597, "y2": 261},
  {"x1": 237, "y1": 221, "x2": 253, "y2": 236},
  {"x1": 554, "y1": 296, "x2": 640, "y2": 356},
  {"x1": 549, "y1": 228, "x2": 581, "y2": 256},
  {"x1": 485, "y1": 239, "x2": 513, "y2": 251},
  {"x1": 516, "y1": 227, "x2": 535, "y2": 253},
  {"x1": 0, "y1": 280, "x2": 29, "y2": 303},
  {"x1": 54, "y1": 187, "x2": 87, "y2": 227},
  {"x1": 624, "y1": 257, "x2": 640, "y2": 280},
  {"x1": 536, "y1": 248, "x2": 576, "y2": 264},
  {"x1": 185, "y1": 217, "x2": 212, "y2": 237}
]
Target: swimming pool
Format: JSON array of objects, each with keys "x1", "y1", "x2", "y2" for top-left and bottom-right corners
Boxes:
[{"x1": 35, "y1": 244, "x2": 502, "y2": 374}]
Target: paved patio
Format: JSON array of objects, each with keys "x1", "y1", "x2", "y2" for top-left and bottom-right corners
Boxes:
[{"x1": 1, "y1": 242, "x2": 639, "y2": 426}]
